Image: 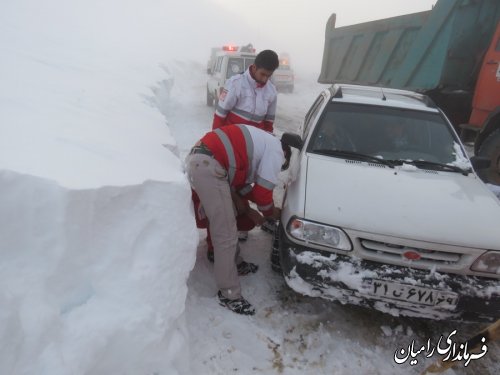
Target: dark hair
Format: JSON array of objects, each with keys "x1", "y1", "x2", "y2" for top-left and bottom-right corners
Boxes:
[
  {"x1": 255, "y1": 50, "x2": 279, "y2": 71},
  {"x1": 281, "y1": 142, "x2": 292, "y2": 171}
]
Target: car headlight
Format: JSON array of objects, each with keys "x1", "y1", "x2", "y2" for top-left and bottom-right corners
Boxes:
[
  {"x1": 287, "y1": 217, "x2": 352, "y2": 251},
  {"x1": 471, "y1": 251, "x2": 500, "y2": 275}
]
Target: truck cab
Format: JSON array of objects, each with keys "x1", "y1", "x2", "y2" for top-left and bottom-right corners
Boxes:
[
  {"x1": 206, "y1": 45, "x2": 256, "y2": 107},
  {"x1": 470, "y1": 22, "x2": 500, "y2": 185}
]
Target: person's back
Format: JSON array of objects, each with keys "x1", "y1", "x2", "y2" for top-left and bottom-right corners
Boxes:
[
  {"x1": 186, "y1": 124, "x2": 289, "y2": 315},
  {"x1": 201, "y1": 125, "x2": 284, "y2": 211}
]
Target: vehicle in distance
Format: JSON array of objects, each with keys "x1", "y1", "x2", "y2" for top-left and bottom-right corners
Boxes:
[
  {"x1": 206, "y1": 44, "x2": 256, "y2": 107},
  {"x1": 271, "y1": 53, "x2": 294, "y2": 93}
]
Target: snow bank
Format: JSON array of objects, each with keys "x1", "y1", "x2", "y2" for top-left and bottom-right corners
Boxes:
[
  {"x1": 0, "y1": 170, "x2": 198, "y2": 374},
  {"x1": 0, "y1": 0, "x2": 202, "y2": 373}
]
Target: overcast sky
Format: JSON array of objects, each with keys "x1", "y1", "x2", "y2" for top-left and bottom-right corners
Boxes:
[
  {"x1": 207, "y1": 0, "x2": 437, "y2": 77},
  {"x1": 0, "y1": 0, "x2": 439, "y2": 96}
]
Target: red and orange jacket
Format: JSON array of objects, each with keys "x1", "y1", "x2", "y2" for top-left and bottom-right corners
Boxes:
[
  {"x1": 201, "y1": 124, "x2": 284, "y2": 216},
  {"x1": 212, "y1": 69, "x2": 277, "y2": 133}
]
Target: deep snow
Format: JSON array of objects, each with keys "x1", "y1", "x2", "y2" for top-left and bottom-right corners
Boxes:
[{"x1": 1, "y1": 0, "x2": 499, "y2": 374}]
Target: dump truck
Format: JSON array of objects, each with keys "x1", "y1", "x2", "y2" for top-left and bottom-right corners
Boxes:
[{"x1": 319, "y1": 0, "x2": 500, "y2": 184}]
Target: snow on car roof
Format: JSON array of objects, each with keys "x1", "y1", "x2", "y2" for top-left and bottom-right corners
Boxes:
[{"x1": 329, "y1": 83, "x2": 439, "y2": 112}]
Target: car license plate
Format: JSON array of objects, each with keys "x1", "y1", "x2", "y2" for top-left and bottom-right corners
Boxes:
[{"x1": 363, "y1": 280, "x2": 458, "y2": 309}]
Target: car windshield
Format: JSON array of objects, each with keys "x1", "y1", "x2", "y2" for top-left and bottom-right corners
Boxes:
[
  {"x1": 308, "y1": 102, "x2": 469, "y2": 168},
  {"x1": 226, "y1": 57, "x2": 255, "y2": 79}
]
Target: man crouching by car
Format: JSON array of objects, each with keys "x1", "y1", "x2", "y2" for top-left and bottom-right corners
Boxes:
[{"x1": 186, "y1": 124, "x2": 290, "y2": 315}]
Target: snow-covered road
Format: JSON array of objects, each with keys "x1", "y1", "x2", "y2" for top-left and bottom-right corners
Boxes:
[{"x1": 158, "y1": 61, "x2": 499, "y2": 375}]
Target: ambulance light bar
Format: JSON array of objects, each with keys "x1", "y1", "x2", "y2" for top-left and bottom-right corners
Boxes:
[{"x1": 222, "y1": 45, "x2": 238, "y2": 52}]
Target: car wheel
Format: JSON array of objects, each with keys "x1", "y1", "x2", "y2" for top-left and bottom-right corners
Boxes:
[
  {"x1": 477, "y1": 129, "x2": 500, "y2": 186},
  {"x1": 206, "y1": 88, "x2": 213, "y2": 107},
  {"x1": 270, "y1": 222, "x2": 282, "y2": 273}
]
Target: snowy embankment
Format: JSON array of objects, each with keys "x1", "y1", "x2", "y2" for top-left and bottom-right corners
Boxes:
[
  {"x1": 0, "y1": 171, "x2": 196, "y2": 374},
  {"x1": 0, "y1": 86, "x2": 197, "y2": 374},
  {"x1": 0, "y1": 1, "x2": 199, "y2": 373},
  {"x1": 0, "y1": 89, "x2": 197, "y2": 372}
]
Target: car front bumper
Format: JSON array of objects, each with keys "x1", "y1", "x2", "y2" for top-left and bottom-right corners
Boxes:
[{"x1": 277, "y1": 225, "x2": 500, "y2": 322}]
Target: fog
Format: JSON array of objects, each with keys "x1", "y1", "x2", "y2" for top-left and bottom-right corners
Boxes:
[
  {"x1": 1, "y1": 0, "x2": 436, "y2": 82},
  {"x1": 202, "y1": 0, "x2": 438, "y2": 79}
]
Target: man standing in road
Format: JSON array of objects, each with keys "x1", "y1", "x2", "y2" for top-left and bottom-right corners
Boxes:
[
  {"x1": 212, "y1": 49, "x2": 279, "y2": 132},
  {"x1": 210, "y1": 49, "x2": 280, "y2": 248},
  {"x1": 186, "y1": 124, "x2": 290, "y2": 315}
]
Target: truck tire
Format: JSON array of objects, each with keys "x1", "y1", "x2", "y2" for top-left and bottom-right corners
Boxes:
[
  {"x1": 206, "y1": 88, "x2": 213, "y2": 107},
  {"x1": 477, "y1": 129, "x2": 500, "y2": 186}
]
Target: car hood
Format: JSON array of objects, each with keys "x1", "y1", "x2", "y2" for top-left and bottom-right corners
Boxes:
[{"x1": 304, "y1": 155, "x2": 500, "y2": 250}]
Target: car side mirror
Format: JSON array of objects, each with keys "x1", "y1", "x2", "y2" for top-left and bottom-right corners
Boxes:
[
  {"x1": 281, "y1": 132, "x2": 303, "y2": 151},
  {"x1": 470, "y1": 156, "x2": 490, "y2": 170}
]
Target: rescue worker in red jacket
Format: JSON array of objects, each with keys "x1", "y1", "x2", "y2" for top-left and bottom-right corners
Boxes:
[
  {"x1": 186, "y1": 124, "x2": 291, "y2": 315},
  {"x1": 210, "y1": 49, "x2": 280, "y2": 247},
  {"x1": 212, "y1": 49, "x2": 279, "y2": 132}
]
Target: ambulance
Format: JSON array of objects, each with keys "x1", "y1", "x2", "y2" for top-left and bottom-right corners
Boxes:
[{"x1": 206, "y1": 44, "x2": 257, "y2": 107}]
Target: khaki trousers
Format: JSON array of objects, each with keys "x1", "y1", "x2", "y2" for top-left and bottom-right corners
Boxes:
[{"x1": 186, "y1": 153, "x2": 243, "y2": 299}]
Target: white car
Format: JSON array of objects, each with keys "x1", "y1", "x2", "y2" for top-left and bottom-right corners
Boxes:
[{"x1": 276, "y1": 84, "x2": 500, "y2": 322}]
